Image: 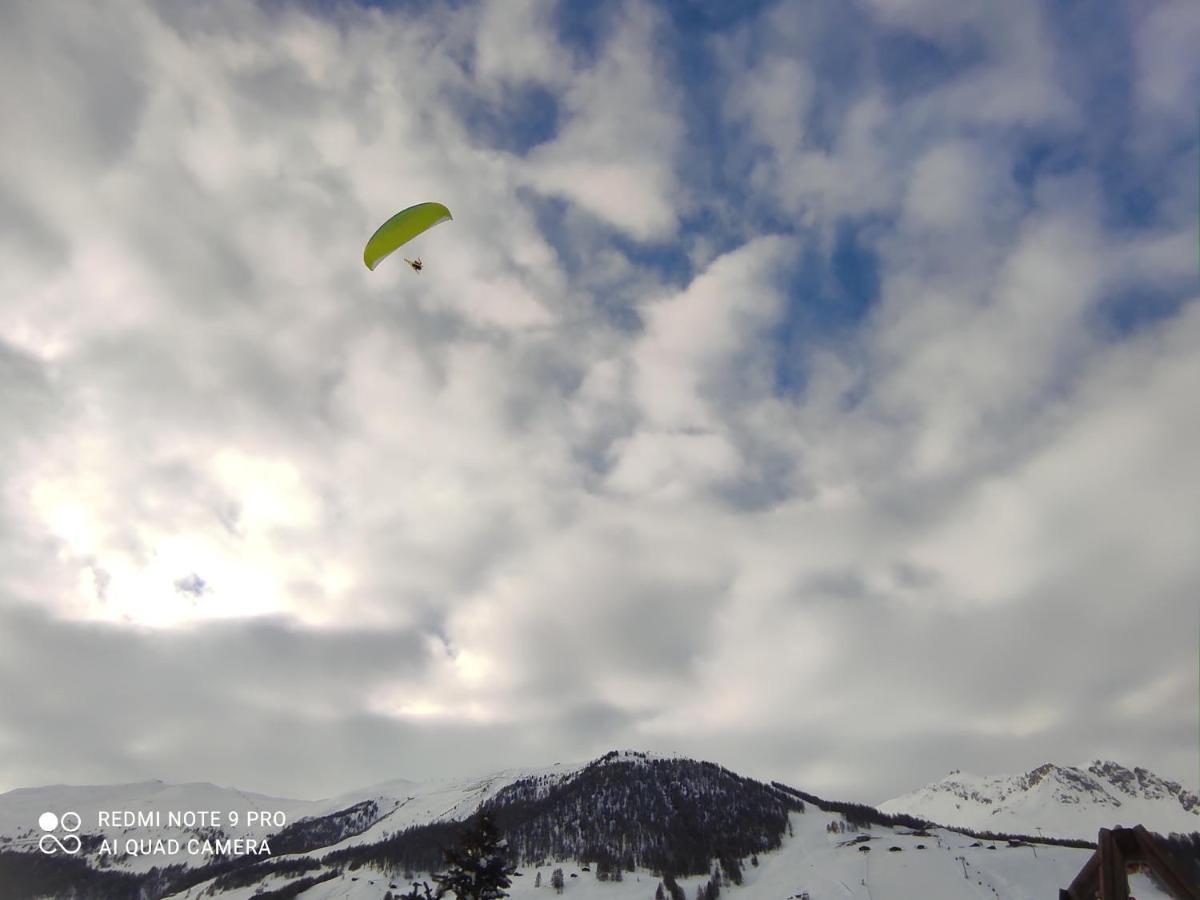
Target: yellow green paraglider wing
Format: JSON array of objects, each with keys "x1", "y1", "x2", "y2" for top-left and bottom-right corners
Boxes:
[{"x1": 363, "y1": 202, "x2": 453, "y2": 270}]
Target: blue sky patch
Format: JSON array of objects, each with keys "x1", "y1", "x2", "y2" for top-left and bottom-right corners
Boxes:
[
  {"x1": 1091, "y1": 286, "x2": 1192, "y2": 340},
  {"x1": 456, "y1": 82, "x2": 560, "y2": 155}
]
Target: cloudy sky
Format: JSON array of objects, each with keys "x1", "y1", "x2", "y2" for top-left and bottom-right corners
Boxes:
[{"x1": 1, "y1": 0, "x2": 1197, "y2": 806}]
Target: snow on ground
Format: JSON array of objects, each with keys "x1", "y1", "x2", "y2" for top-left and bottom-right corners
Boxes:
[
  {"x1": 0, "y1": 761, "x2": 588, "y2": 874},
  {"x1": 0, "y1": 780, "x2": 310, "y2": 873},
  {"x1": 292, "y1": 760, "x2": 591, "y2": 857},
  {"x1": 729, "y1": 810, "x2": 1090, "y2": 900},
  {"x1": 1, "y1": 756, "x2": 1109, "y2": 897},
  {"x1": 879, "y1": 764, "x2": 1200, "y2": 841},
  {"x1": 165, "y1": 809, "x2": 1095, "y2": 900},
  {"x1": 1126, "y1": 870, "x2": 1177, "y2": 899}
]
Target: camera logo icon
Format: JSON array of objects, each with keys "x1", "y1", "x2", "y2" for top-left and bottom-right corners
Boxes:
[{"x1": 38, "y1": 811, "x2": 82, "y2": 855}]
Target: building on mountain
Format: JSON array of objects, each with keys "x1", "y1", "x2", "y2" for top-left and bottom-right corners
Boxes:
[{"x1": 1059, "y1": 825, "x2": 1199, "y2": 900}]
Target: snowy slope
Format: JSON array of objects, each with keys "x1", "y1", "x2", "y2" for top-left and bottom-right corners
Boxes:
[
  {"x1": 0, "y1": 761, "x2": 589, "y2": 874},
  {"x1": 878, "y1": 761, "x2": 1200, "y2": 841},
  {"x1": 161, "y1": 809, "x2": 1095, "y2": 900},
  {"x1": 285, "y1": 761, "x2": 590, "y2": 857},
  {"x1": 291, "y1": 751, "x2": 704, "y2": 855},
  {"x1": 0, "y1": 779, "x2": 312, "y2": 873},
  {"x1": 4, "y1": 753, "x2": 1192, "y2": 899}
]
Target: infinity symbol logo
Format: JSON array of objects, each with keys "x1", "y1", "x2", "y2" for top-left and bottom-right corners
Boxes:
[{"x1": 38, "y1": 811, "x2": 82, "y2": 855}]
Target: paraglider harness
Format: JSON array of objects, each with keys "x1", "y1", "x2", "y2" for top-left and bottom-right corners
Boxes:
[{"x1": 403, "y1": 257, "x2": 423, "y2": 272}]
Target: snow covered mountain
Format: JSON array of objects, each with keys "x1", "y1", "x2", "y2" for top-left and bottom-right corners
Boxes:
[
  {"x1": 878, "y1": 760, "x2": 1200, "y2": 841},
  {"x1": 0, "y1": 759, "x2": 592, "y2": 874},
  {"x1": 0, "y1": 751, "x2": 1194, "y2": 900}
]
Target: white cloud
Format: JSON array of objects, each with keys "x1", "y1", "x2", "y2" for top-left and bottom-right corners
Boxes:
[
  {"x1": 769, "y1": 92, "x2": 906, "y2": 224},
  {"x1": 0, "y1": 0, "x2": 1195, "y2": 805},
  {"x1": 857, "y1": 0, "x2": 991, "y2": 41},
  {"x1": 723, "y1": 0, "x2": 1077, "y2": 229},
  {"x1": 724, "y1": 55, "x2": 815, "y2": 167},
  {"x1": 868, "y1": 208, "x2": 1113, "y2": 477},
  {"x1": 474, "y1": 0, "x2": 571, "y2": 87},
  {"x1": 1133, "y1": 0, "x2": 1200, "y2": 122},
  {"x1": 605, "y1": 429, "x2": 743, "y2": 500},
  {"x1": 523, "y1": 3, "x2": 684, "y2": 240},
  {"x1": 902, "y1": 4, "x2": 1076, "y2": 132},
  {"x1": 630, "y1": 236, "x2": 792, "y2": 430},
  {"x1": 902, "y1": 141, "x2": 990, "y2": 230}
]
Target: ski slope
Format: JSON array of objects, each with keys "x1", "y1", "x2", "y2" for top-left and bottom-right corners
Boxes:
[{"x1": 162, "y1": 809, "x2": 1095, "y2": 900}]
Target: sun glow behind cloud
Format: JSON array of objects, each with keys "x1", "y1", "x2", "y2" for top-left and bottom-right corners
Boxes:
[{"x1": 30, "y1": 481, "x2": 277, "y2": 628}]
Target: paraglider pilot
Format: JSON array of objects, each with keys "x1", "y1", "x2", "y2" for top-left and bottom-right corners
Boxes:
[{"x1": 363, "y1": 202, "x2": 451, "y2": 271}]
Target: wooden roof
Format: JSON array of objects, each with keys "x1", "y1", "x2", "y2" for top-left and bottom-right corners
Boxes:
[{"x1": 1059, "y1": 826, "x2": 1199, "y2": 900}]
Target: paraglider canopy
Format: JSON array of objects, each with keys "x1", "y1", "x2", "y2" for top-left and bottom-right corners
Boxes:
[{"x1": 363, "y1": 202, "x2": 452, "y2": 271}]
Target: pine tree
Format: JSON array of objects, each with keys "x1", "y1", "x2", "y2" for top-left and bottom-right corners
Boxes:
[
  {"x1": 720, "y1": 857, "x2": 742, "y2": 886},
  {"x1": 403, "y1": 882, "x2": 438, "y2": 900},
  {"x1": 662, "y1": 874, "x2": 685, "y2": 900},
  {"x1": 535, "y1": 872, "x2": 542, "y2": 888},
  {"x1": 433, "y1": 814, "x2": 517, "y2": 900},
  {"x1": 551, "y1": 868, "x2": 565, "y2": 894}
]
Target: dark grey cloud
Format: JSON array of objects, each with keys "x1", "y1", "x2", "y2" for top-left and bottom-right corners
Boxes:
[
  {"x1": 0, "y1": 2, "x2": 147, "y2": 174},
  {"x1": 0, "y1": 602, "x2": 438, "y2": 796},
  {"x1": 0, "y1": 339, "x2": 58, "y2": 439}
]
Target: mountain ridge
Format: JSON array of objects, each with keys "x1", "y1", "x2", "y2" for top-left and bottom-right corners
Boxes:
[
  {"x1": 0, "y1": 750, "x2": 1195, "y2": 899},
  {"x1": 880, "y1": 759, "x2": 1200, "y2": 841}
]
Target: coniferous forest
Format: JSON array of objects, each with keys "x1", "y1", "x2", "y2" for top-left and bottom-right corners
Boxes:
[
  {"x1": 330, "y1": 753, "x2": 805, "y2": 878},
  {"x1": 5, "y1": 752, "x2": 1194, "y2": 899}
]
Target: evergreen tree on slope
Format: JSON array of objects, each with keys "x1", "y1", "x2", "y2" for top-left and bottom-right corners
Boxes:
[{"x1": 433, "y1": 814, "x2": 518, "y2": 900}]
